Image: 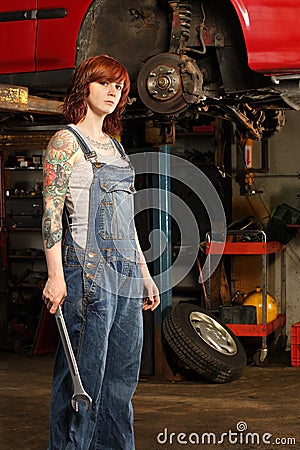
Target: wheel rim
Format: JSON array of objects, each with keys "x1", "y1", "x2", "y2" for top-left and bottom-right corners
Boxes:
[
  {"x1": 189, "y1": 312, "x2": 237, "y2": 355},
  {"x1": 137, "y1": 52, "x2": 188, "y2": 114}
]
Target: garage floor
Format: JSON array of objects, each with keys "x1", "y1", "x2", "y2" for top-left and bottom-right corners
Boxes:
[{"x1": 0, "y1": 350, "x2": 299, "y2": 450}]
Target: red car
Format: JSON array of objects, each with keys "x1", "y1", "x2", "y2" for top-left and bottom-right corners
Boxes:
[{"x1": 1, "y1": 0, "x2": 300, "y2": 138}]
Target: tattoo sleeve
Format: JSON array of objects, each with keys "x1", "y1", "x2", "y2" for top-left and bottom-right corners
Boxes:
[{"x1": 42, "y1": 130, "x2": 78, "y2": 249}]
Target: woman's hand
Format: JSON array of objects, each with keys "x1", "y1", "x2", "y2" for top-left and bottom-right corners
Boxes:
[
  {"x1": 42, "y1": 275, "x2": 67, "y2": 314},
  {"x1": 135, "y1": 229, "x2": 160, "y2": 311},
  {"x1": 142, "y1": 275, "x2": 160, "y2": 311}
]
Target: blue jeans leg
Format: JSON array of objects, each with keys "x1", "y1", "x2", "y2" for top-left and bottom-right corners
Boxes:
[
  {"x1": 48, "y1": 264, "x2": 143, "y2": 450},
  {"x1": 92, "y1": 293, "x2": 144, "y2": 450}
]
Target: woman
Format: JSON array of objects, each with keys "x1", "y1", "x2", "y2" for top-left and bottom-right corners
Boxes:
[{"x1": 42, "y1": 55, "x2": 160, "y2": 450}]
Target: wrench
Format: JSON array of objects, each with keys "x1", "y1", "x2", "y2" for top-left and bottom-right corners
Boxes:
[{"x1": 55, "y1": 305, "x2": 92, "y2": 412}]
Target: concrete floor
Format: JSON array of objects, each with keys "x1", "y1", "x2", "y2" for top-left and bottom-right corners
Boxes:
[{"x1": 0, "y1": 350, "x2": 299, "y2": 450}]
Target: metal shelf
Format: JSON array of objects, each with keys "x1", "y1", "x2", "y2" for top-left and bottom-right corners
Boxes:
[
  {"x1": 4, "y1": 167, "x2": 43, "y2": 171},
  {"x1": 205, "y1": 230, "x2": 286, "y2": 365},
  {"x1": 9, "y1": 227, "x2": 41, "y2": 232},
  {"x1": 206, "y1": 240, "x2": 285, "y2": 255},
  {"x1": 227, "y1": 314, "x2": 286, "y2": 337},
  {"x1": 9, "y1": 255, "x2": 44, "y2": 260}
]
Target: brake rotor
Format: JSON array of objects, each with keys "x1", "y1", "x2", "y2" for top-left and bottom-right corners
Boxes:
[{"x1": 137, "y1": 52, "x2": 188, "y2": 114}]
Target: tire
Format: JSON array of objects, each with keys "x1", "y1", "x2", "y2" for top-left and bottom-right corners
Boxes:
[{"x1": 163, "y1": 302, "x2": 247, "y2": 383}]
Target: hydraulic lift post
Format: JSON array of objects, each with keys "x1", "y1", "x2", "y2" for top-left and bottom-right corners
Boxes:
[{"x1": 153, "y1": 145, "x2": 173, "y2": 379}]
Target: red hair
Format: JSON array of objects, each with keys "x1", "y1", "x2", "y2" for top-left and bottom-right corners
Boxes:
[{"x1": 63, "y1": 55, "x2": 130, "y2": 135}]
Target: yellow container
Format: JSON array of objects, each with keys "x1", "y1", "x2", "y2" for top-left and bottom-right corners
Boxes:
[{"x1": 243, "y1": 288, "x2": 278, "y2": 324}]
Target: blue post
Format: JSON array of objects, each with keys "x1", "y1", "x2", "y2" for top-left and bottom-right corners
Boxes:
[{"x1": 152, "y1": 145, "x2": 173, "y2": 378}]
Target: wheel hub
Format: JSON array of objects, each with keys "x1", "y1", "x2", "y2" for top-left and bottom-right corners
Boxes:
[
  {"x1": 189, "y1": 311, "x2": 237, "y2": 355},
  {"x1": 147, "y1": 65, "x2": 180, "y2": 101},
  {"x1": 137, "y1": 52, "x2": 188, "y2": 114}
]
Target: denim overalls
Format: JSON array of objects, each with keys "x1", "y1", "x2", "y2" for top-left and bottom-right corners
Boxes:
[{"x1": 48, "y1": 128, "x2": 144, "y2": 450}]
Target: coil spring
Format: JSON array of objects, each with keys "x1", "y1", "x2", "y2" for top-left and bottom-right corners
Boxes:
[
  {"x1": 179, "y1": 1, "x2": 192, "y2": 40},
  {"x1": 169, "y1": 1, "x2": 192, "y2": 41}
]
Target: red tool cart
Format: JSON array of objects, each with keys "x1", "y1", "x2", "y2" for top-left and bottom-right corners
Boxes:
[{"x1": 206, "y1": 230, "x2": 286, "y2": 366}]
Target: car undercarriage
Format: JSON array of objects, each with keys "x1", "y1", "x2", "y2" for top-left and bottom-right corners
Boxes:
[
  {"x1": 0, "y1": 0, "x2": 300, "y2": 139},
  {"x1": 75, "y1": 0, "x2": 300, "y2": 139}
]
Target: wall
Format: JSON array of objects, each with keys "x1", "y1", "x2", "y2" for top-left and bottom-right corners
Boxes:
[{"x1": 232, "y1": 110, "x2": 300, "y2": 345}]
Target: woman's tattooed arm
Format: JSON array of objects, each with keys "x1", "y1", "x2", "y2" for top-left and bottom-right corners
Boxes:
[{"x1": 42, "y1": 129, "x2": 79, "y2": 249}]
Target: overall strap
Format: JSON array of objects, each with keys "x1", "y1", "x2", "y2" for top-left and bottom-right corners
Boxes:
[
  {"x1": 64, "y1": 125, "x2": 95, "y2": 159},
  {"x1": 111, "y1": 137, "x2": 128, "y2": 160},
  {"x1": 65, "y1": 125, "x2": 129, "y2": 165}
]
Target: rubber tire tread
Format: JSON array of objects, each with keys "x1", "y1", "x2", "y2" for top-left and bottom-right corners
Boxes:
[
  {"x1": 163, "y1": 302, "x2": 247, "y2": 383},
  {"x1": 163, "y1": 310, "x2": 233, "y2": 383}
]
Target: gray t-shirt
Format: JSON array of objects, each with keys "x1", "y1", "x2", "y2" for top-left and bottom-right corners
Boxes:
[{"x1": 65, "y1": 125, "x2": 129, "y2": 249}]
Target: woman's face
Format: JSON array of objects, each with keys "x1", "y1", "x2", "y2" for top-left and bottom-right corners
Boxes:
[{"x1": 86, "y1": 80, "x2": 124, "y2": 116}]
